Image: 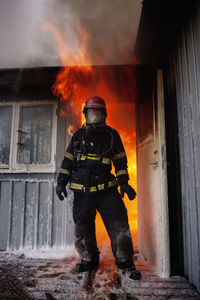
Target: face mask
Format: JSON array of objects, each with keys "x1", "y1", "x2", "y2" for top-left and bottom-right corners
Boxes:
[{"x1": 86, "y1": 109, "x2": 105, "y2": 124}]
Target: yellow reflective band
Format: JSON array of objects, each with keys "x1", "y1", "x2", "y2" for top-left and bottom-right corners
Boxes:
[
  {"x1": 87, "y1": 156, "x2": 100, "y2": 161},
  {"x1": 89, "y1": 186, "x2": 97, "y2": 192},
  {"x1": 116, "y1": 169, "x2": 128, "y2": 176},
  {"x1": 98, "y1": 184, "x2": 105, "y2": 190},
  {"x1": 112, "y1": 152, "x2": 126, "y2": 161},
  {"x1": 69, "y1": 183, "x2": 83, "y2": 190},
  {"x1": 64, "y1": 152, "x2": 74, "y2": 161},
  {"x1": 102, "y1": 158, "x2": 111, "y2": 164},
  {"x1": 69, "y1": 180, "x2": 117, "y2": 192},
  {"x1": 108, "y1": 180, "x2": 117, "y2": 188},
  {"x1": 74, "y1": 152, "x2": 111, "y2": 165},
  {"x1": 79, "y1": 154, "x2": 111, "y2": 164},
  {"x1": 60, "y1": 168, "x2": 71, "y2": 176},
  {"x1": 80, "y1": 155, "x2": 87, "y2": 160}
]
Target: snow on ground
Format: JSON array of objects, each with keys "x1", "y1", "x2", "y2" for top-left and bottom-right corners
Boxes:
[{"x1": 0, "y1": 246, "x2": 200, "y2": 300}]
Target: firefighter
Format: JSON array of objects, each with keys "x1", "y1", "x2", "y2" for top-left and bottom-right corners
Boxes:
[{"x1": 56, "y1": 96, "x2": 141, "y2": 280}]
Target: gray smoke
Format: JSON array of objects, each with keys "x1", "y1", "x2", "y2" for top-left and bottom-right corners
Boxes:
[{"x1": 0, "y1": 0, "x2": 142, "y2": 68}]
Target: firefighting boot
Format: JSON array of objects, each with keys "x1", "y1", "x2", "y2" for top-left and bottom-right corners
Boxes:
[
  {"x1": 120, "y1": 268, "x2": 142, "y2": 280},
  {"x1": 117, "y1": 259, "x2": 141, "y2": 280},
  {"x1": 75, "y1": 253, "x2": 99, "y2": 273}
]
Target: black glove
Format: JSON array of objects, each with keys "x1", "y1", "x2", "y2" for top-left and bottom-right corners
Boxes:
[
  {"x1": 120, "y1": 183, "x2": 136, "y2": 200},
  {"x1": 56, "y1": 184, "x2": 67, "y2": 201}
]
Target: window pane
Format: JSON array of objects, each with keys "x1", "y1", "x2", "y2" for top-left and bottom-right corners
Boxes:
[
  {"x1": 17, "y1": 105, "x2": 53, "y2": 165},
  {"x1": 0, "y1": 106, "x2": 12, "y2": 165}
]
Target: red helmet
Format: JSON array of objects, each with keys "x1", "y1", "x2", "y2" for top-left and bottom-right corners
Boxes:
[{"x1": 83, "y1": 96, "x2": 107, "y2": 116}]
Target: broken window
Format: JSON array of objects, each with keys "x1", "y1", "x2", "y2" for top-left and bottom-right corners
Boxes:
[{"x1": 0, "y1": 106, "x2": 12, "y2": 166}]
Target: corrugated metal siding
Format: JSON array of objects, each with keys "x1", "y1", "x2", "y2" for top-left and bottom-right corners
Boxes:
[
  {"x1": 169, "y1": 4, "x2": 200, "y2": 291},
  {"x1": 0, "y1": 179, "x2": 74, "y2": 251}
]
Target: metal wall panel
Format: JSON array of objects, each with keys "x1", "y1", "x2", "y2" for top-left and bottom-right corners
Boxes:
[
  {"x1": 169, "y1": 5, "x2": 200, "y2": 291},
  {"x1": 24, "y1": 182, "x2": 39, "y2": 249},
  {"x1": 10, "y1": 181, "x2": 26, "y2": 250},
  {"x1": 38, "y1": 181, "x2": 52, "y2": 248},
  {"x1": 0, "y1": 179, "x2": 74, "y2": 251},
  {"x1": 0, "y1": 181, "x2": 12, "y2": 250}
]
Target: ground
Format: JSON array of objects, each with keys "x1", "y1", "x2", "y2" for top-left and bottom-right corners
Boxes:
[{"x1": 0, "y1": 247, "x2": 200, "y2": 300}]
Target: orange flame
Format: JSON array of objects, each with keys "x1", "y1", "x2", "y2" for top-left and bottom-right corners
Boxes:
[
  {"x1": 96, "y1": 102, "x2": 138, "y2": 246},
  {"x1": 67, "y1": 124, "x2": 76, "y2": 136},
  {"x1": 47, "y1": 21, "x2": 138, "y2": 246}
]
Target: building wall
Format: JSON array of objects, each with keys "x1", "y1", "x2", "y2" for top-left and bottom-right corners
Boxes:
[
  {"x1": 0, "y1": 65, "x2": 136, "y2": 253},
  {"x1": 0, "y1": 95, "x2": 75, "y2": 251},
  {"x1": 0, "y1": 178, "x2": 74, "y2": 250},
  {"x1": 167, "y1": 4, "x2": 200, "y2": 291},
  {"x1": 135, "y1": 0, "x2": 200, "y2": 292}
]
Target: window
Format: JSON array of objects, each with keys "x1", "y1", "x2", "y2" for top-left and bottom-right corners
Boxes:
[
  {"x1": 0, "y1": 102, "x2": 57, "y2": 173},
  {"x1": 0, "y1": 106, "x2": 13, "y2": 166}
]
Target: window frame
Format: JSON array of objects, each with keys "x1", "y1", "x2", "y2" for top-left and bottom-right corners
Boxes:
[{"x1": 0, "y1": 101, "x2": 57, "y2": 173}]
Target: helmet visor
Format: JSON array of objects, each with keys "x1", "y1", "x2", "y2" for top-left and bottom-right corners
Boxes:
[{"x1": 85, "y1": 109, "x2": 105, "y2": 124}]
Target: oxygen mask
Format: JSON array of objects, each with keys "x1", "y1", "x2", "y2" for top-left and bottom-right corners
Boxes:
[{"x1": 86, "y1": 109, "x2": 105, "y2": 125}]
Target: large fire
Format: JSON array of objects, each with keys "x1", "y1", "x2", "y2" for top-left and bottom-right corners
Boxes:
[{"x1": 46, "y1": 21, "x2": 138, "y2": 246}]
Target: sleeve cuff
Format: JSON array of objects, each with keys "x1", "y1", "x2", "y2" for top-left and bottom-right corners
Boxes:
[{"x1": 57, "y1": 173, "x2": 69, "y2": 186}]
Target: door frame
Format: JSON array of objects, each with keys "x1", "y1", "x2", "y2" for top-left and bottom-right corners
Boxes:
[{"x1": 136, "y1": 68, "x2": 170, "y2": 277}]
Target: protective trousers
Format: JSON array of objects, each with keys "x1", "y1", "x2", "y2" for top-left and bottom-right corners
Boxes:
[{"x1": 73, "y1": 187, "x2": 134, "y2": 269}]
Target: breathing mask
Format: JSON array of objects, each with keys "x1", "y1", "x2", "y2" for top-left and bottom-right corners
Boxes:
[{"x1": 85, "y1": 109, "x2": 106, "y2": 125}]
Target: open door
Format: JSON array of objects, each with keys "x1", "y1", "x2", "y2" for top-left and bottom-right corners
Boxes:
[{"x1": 136, "y1": 69, "x2": 170, "y2": 277}]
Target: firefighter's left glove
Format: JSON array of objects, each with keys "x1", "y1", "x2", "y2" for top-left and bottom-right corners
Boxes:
[
  {"x1": 120, "y1": 183, "x2": 136, "y2": 200},
  {"x1": 56, "y1": 184, "x2": 67, "y2": 201}
]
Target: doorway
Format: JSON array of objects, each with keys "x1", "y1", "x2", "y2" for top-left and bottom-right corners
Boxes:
[{"x1": 58, "y1": 65, "x2": 170, "y2": 276}]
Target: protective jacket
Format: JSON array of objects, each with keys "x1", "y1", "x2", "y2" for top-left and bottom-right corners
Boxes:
[{"x1": 57, "y1": 125, "x2": 130, "y2": 193}]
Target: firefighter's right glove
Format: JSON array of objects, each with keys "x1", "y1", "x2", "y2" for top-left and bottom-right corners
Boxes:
[
  {"x1": 56, "y1": 184, "x2": 67, "y2": 201},
  {"x1": 120, "y1": 183, "x2": 136, "y2": 201}
]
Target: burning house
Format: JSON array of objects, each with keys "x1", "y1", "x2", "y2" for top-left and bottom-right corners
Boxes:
[
  {"x1": 0, "y1": 64, "x2": 138, "y2": 251},
  {"x1": 0, "y1": 0, "x2": 200, "y2": 296}
]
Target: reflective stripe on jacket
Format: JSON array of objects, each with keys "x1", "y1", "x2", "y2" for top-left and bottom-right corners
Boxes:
[{"x1": 57, "y1": 125, "x2": 129, "y2": 193}]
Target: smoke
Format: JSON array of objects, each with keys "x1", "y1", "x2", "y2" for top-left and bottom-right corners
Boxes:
[{"x1": 0, "y1": 0, "x2": 142, "y2": 68}]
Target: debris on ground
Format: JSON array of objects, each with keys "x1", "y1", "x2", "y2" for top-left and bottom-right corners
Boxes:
[{"x1": 0, "y1": 247, "x2": 200, "y2": 300}]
